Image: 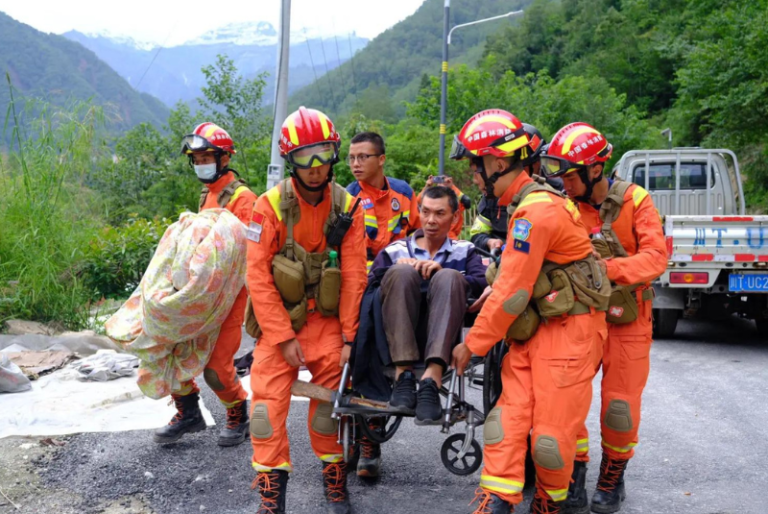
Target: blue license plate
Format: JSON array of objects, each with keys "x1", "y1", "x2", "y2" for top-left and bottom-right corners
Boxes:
[{"x1": 729, "y1": 274, "x2": 768, "y2": 292}]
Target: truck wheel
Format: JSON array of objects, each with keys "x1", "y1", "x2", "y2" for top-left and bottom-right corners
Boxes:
[
  {"x1": 653, "y1": 309, "x2": 679, "y2": 338},
  {"x1": 754, "y1": 317, "x2": 768, "y2": 338}
]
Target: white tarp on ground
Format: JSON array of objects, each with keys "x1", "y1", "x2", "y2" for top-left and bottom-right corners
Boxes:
[{"x1": 0, "y1": 367, "x2": 216, "y2": 439}]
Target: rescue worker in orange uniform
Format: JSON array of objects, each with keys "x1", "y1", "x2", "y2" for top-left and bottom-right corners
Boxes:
[
  {"x1": 346, "y1": 132, "x2": 421, "y2": 273},
  {"x1": 153, "y1": 122, "x2": 256, "y2": 447},
  {"x1": 418, "y1": 175, "x2": 471, "y2": 240},
  {"x1": 450, "y1": 110, "x2": 608, "y2": 514},
  {"x1": 246, "y1": 107, "x2": 367, "y2": 514},
  {"x1": 540, "y1": 123, "x2": 666, "y2": 514},
  {"x1": 344, "y1": 131, "x2": 420, "y2": 478}
]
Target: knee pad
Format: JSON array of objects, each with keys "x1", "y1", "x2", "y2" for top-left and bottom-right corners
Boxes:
[
  {"x1": 250, "y1": 403, "x2": 273, "y2": 439},
  {"x1": 533, "y1": 435, "x2": 565, "y2": 470},
  {"x1": 203, "y1": 368, "x2": 225, "y2": 392},
  {"x1": 604, "y1": 399, "x2": 633, "y2": 432},
  {"x1": 311, "y1": 402, "x2": 338, "y2": 436},
  {"x1": 483, "y1": 407, "x2": 505, "y2": 445}
]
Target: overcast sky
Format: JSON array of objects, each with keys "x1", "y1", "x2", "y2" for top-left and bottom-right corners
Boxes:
[{"x1": 0, "y1": 0, "x2": 426, "y2": 46}]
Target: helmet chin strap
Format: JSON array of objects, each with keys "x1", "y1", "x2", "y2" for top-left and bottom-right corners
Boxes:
[
  {"x1": 482, "y1": 161, "x2": 519, "y2": 200},
  {"x1": 575, "y1": 167, "x2": 602, "y2": 203}
]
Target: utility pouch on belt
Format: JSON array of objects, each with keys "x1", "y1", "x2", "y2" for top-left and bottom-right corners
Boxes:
[
  {"x1": 565, "y1": 257, "x2": 611, "y2": 311},
  {"x1": 606, "y1": 285, "x2": 639, "y2": 324},
  {"x1": 591, "y1": 238, "x2": 613, "y2": 259},
  {"x1": 506, "y1": 304, "x2": 540, "y2": 343},
  {"x1": 535, "y1": 268, "x2": 575, "y2": 317},
  {"x1": 272, "y1": 254, "x2": 305, "y2": 304},
  {"x1": 286, "y1": 297, "x2": 308, "y2": 332},
  {"x1": 316, "y1": 262, "x2": 342, "y2": 317}
]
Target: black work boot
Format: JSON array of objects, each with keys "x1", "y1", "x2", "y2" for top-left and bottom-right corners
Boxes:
[
  {"x1": 563, "y1": 461, "x2": 588, "y2": 514},
  {"x1": 590, "y1": 455, "x2": 628, "y2": 514},
  {"x1": 389, "y1": 370, "x2": 417, "y2": 411},
  {"x1": 530, "y1": 490, "x2": 563, "y2": 514},
  {"x1": 356, "y1": 438, "x2": 381, "y2": 478},
  {"x1": 153, "y1": 392, "x2": 206, "y2": 444},
  {"x1": 252, "y1": 470, "x2": 289, "y2": 514},
  {"x1": 414, "y1": 378, "x2": 442, "y2": 424},
  {"x1": 218, "y1": 400, "x2": 250, "y2": 447},
  {"x1": 469, "y1": 489, "x2": 513, "y2": 513},
  {"x1": 322, "y1": 461, "x2": 352, "y2": 514}
]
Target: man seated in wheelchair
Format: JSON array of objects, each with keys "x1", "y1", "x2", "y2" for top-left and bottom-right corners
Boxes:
[{"x1": 369, "y1": 185, "x2": 488, "y2": 423}]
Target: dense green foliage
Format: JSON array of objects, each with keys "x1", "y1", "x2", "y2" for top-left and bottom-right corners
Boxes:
[
  {"x1": 291, "y1": 0, "x2": 535, "y2": 117},
  {"x1": 0, "y1": 12, "x2": 168, "y2": 145}
]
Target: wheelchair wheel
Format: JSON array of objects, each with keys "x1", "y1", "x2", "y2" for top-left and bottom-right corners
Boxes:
[
  {"x1": 441, "y1": 433, "x2": 482, "y2": 476},
  {"x1": 341, "y1": 417, "x2": 355, "y2": 463},
  {"x1": 482, "y1": 342, "x2": 508, "y2": 416},
  {"x1": 358, "y1": 415, "x2": 403, "y2": 444}
]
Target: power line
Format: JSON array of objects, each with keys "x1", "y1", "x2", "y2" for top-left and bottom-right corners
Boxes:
[
  {"x1": 303, "y1": 33, "x2": 324, "y2": 100},
  {"x1": 135, "y1": 20, "x2": 180, "y2": 90},
  {"x1": 346, "y1": 32, "x2": 358, "y2": 98},
  {"x1": 318, "y1": 35, "x2": 338, "y2": 108}
]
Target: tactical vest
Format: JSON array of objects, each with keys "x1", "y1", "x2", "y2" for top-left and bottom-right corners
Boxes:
[
  {"x1": 589, "y1": 178, "x2": 654, "y2": 324},
  {"x1": 245, "y1": 179, "x2": 351, "y2": 339},
  {"x1": 486, "y1": 176, "x2": 610, "y2": 342},
  {"x1": 198, "y1": 178, "x2": 250, "y2": 211}
]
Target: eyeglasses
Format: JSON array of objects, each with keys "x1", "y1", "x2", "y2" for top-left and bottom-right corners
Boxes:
[{"x1": 346, "y1": 153, "x2": 381, "y2": 164}]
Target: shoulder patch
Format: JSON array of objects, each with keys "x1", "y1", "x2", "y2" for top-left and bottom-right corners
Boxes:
[
  {"x1": 512, "y1": 218, "x2": 533, "y2": 241},
  {"x1": 518, "y1": 191, "x2": 553, "y2": 209},
  {"x1": 387, "y1": 177, "x2": 414, "y2": 199},
  {"x1": 631, "y1": 186, "x2": 649, "y2": 208},
  {"x1": 512, "y1": 239, "x2": 530, "y2": 254}
]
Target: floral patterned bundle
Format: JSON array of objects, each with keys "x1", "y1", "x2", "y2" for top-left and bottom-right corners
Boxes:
[{"x1": 105, "y1": 209, "x2": 247, "y2": 399}]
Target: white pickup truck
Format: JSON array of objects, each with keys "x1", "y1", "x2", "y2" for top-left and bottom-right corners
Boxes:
[{"x1": 612, "y1": 148, "x2": 768, "y2": 337}]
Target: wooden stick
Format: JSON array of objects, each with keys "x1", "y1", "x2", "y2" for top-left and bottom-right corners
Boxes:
[
  {"x1": 291, "y1": 380, "x2": 390, "y2": 411},
  {"x1": 0, "y1": 486, "x2": 20, "y2": 510}
]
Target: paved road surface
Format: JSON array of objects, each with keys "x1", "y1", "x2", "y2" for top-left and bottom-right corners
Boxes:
[{"x1": 1, "y1": 316, "x2": 766, "y2": 514}]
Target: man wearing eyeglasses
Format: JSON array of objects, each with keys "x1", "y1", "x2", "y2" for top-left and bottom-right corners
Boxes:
[
  {"x1": 151, "y1": 122, "x2": 257, "y2": 448},
  {"x1": 346, "y1": 132, "x2": 421, "y2": 274},
  {"x1": 344, "y1": 131, "x2": 421, "y2": 479}
]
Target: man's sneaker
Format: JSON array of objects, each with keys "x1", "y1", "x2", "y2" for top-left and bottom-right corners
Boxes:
[
  {"x1": 590, "y1": 454, "x2": 628, "y2": 514},
  {"x1": 252, "y1": 469, "x2": 289, "y2": 514},
  {"x1": 563, "y1": 461, "x2": 588, "y2": 514},
  {"x1": 323, "y1": 461, "x2": 351, "y2": 514},
  {"x1": 415, "y1": 378, "x2": 442, "y2": 424},
  {"x1": 218, "y1": 400, "x2": 250, "y2": 447},
  {"x1": 389, "y1": 370, "x2": 417, "y2": 411},
  {"x1": 469, "y1": 489, "x2": 514, "y2": 513},
  {"x1": 153, "y1": 392, "x2": 206, "y2": 444},
  {"x1": 356, "y1": 439, "x2": 381, "y2": 478}
]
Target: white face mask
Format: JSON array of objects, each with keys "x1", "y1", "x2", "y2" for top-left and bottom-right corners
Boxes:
[{"x1": 194, "y1": 163, "x2": 218, "y2": 181}]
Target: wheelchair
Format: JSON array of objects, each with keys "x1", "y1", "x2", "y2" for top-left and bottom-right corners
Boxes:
[{"x1": 326, "y1": 292, "x2": 512, "y2": 477}]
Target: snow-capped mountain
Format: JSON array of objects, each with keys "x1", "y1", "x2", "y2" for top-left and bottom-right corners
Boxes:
[
  {"x1": 78, "y1": 29, "x2": 158, "y2": 51},
  {"x1": 183, "y1": 21, "x2": 358, "y2": 47}
]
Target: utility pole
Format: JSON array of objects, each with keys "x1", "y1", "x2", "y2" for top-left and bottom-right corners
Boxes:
[
  {"x1": 437, "y1": 0, "x2": 450, "y2": 176},
  {"x1": 266, "y1": 0, "x2": 291, "y2": 190}
]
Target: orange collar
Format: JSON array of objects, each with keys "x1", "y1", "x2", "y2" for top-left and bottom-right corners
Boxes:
[
  {"x1": 205, "y1": 171, "x2": 236, "y2": 194},
  {"x1": 357, "y1": 177, "x2": 390, "y2": 200},
  {"x1": 497, "y1": 172, "x2": 533, "y2": 206}
]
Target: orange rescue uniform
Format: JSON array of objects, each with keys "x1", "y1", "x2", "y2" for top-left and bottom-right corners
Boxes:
[
  {"x1": 465, "y1": 171, "x2": 606, "y2": 505},
  {"x1": 177, "y1": 171, "x2": 255, "y2": 407},
  {"x1": 346, "y1": 177, "x2": 420, "y2": 271},
  {"x1": 572, "y1": 182, "x2": 667, "y2": 462},
  {"x1": 417, "y1": 183, "x2": 469, "y2": 240},
  {"x1": 246, "y1": 179, "x2": 367, "y2": 472}
]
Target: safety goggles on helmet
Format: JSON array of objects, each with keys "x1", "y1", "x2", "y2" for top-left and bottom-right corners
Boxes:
[
  {"x1": 181, "y1": 134, "x2": 222, "y2": 154},
  {"x1": 540, "y1": 155, "x2": 586, "y2": 178},
  {"x1": 449, "y1": 135, "x2": 472, "y2": 160},
  {"x1": 285, "y1": 142, "x2": 339, "y2": 169}
]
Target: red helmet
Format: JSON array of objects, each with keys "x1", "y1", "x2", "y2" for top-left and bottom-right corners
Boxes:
[
  {"x1": 450, "y1": 109, "x2": 529, "y2": 160},
  {"x1": 180, "y1": 122, "x2": 236, "y2": 155},
  {"x1": 520, "y1": 123, "x2": 546, "y2": 168},
  {"x1": 540, "y1": 122, "x2": 612, "y2": 177},
  {"x1": 279, "y1": 106, "x2": 340, "y2": 169}
]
